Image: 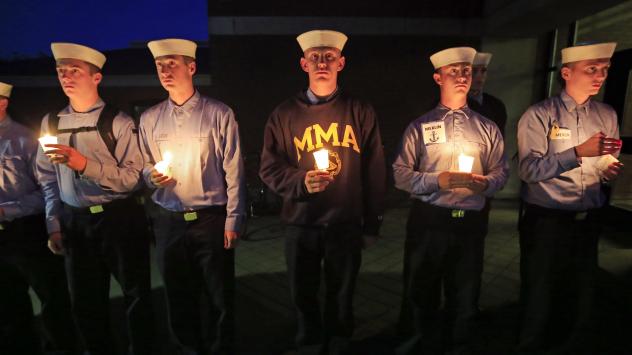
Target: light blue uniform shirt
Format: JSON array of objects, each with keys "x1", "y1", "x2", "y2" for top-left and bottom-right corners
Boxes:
[
  {"x1": 138, "y1": 91, "x2": 246, "y2": 232},
  {"x1": 35, "y1": 99, "x2": 143, "y2": 233},
  {"x1": 0, "y1": 116, "x2": 45, "y2": 221},
  {"x1": 393, "y1": 104, "x2": 509, "y2": 210},
  {"x1": 517, "y1": 90, "x2": 619, "y2": 211}
]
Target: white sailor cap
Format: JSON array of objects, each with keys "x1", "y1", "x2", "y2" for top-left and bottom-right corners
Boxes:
[
  {"x1": 147, "y1": 38, "x2": 197, "y2": 59},
  {"x1": 296, "y1": 30, "x2": 348, "y2": 52},
  {"x1": 561, "y1": 42, "x2": 617, "y2": 64},
  {"x1": 51, "y1": 43, "x2": 106, "y2": 69},
  {"x1": 430, "y1": 47, "x2": 477, "y2": 70},
  {"x1": 0, "y1": 82, "x2": 12, "y2": 98},
  {"x1": 473, "y1": 52, "x2": 492, "y2": 67}
]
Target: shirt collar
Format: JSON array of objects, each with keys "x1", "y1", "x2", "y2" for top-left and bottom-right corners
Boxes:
[
  {"x1": 561, "y1": 89, "x2": 590, "y2": 113},
  {"x1": 306, "y1": 87, "x2": 338, "y2": 105},
  {"x1": 436, "y1": 103, "x2": 471, "y2": 121},
  {"x1": 60, "y1": 98, "x2": 105, "y2": 116},
  {"x1": 168, "y1": 90, "x2": 200, "y2": 115}
]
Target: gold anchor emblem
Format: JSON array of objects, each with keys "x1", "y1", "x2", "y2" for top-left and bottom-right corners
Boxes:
[{"x1": 429, "y1": 130, "x2": 440, "y2": 143}]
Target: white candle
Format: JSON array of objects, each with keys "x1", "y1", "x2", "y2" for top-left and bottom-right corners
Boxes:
[
  {"x1": 154, "y1": 151, "x2": 173, "y2": 177},
  {"x1": 313, "y1": 149, "x2": 330, "y2": 171},
  {"x1": 458, "y1": 153, "x2": 474, "y2": 173},
  {"x1": 38, "y1": 134, "x2": 58, "y2": 152},
  {"x1": 595, "y1": 154, "x2": 619, "y2": 175}
]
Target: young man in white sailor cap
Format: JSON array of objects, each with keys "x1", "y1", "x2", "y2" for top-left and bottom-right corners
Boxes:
[
  {"x1": 393, "y1": 47, "x2": 508, "y2": 355},
  {"x1": 468, "y1": 52, "x2": 508, "y2": 136},
  {"x1": 516, "y1": 42, "x2": 622, "y2": 354},
  {"x1": 139, "y1": 38, "x2": 245, "y2": 355},
  {"x1": 0, "y1": 81, "x2": 77, "y2": 354},
  {"x1": 35, "y1": 42, "x2": 152, "y2": 355},
  {"x1": 259, "y1": 29, "x2": 386, "y2": 355}
]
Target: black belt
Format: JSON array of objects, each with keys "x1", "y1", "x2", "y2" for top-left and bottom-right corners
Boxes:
[
  {"x1": 523, "y1": 203, "x2": 596, "y2": 221},
  {"x1": 158, "y1": 205, "x2": 227, "y2": 222},
  {"x1": 412, "y1": 199, "x2": 483, "y2": 220},
  {"x1": 63, "y1": 197, "x2": 136, "y2": 215}
]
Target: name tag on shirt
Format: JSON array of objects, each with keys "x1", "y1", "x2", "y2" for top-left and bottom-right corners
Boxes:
[
  {"x1": 550, "y1": 126, "x2": 571, "y2": 140},
  {"x1": 422, "y1": 121, "x2": 446, "y2": 145}
]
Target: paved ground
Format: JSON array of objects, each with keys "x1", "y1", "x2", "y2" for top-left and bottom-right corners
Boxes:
[{"x1": 31, "y1": 198, "x2": 632, "y2": 354}]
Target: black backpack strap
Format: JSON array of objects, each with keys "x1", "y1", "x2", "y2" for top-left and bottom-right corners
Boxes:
[{"x1": 96, "y1": 104, "x2": 120, "y2": 160}]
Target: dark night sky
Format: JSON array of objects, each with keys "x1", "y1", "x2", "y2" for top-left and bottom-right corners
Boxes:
[{"x1": 0, "y1": 0, "x2": 208, "y2": 59}]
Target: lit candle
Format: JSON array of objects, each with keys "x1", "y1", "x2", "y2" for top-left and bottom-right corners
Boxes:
[
  {"x1": 313, "y1": 149, "x2": 330, "y2": 171},
  {"x1": 154, "y1": 151, "x2": 173, "y2": 177},
  {"x1": 458, "y1": 153, "x2": 474, "y2": 173},
  {"x1": 38, "y1": 134, "x2": 58, "y2": 152}
]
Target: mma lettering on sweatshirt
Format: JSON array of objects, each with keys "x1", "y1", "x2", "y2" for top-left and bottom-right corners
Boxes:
[{"x1": 294, "y1": 123, "x2": 360, "y2": 161}]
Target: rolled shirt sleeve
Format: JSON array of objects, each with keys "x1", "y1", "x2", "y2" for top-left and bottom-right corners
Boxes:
[{"x1": 220, "y1": 109, "x2": 246, "y2": 233}]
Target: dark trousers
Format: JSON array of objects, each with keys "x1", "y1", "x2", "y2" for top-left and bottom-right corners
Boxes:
[
  {"x1": 285, "y1": 224, "x2": 363, "y2": 355},
  {"x1": 397, "y1": 201, "x2": 486, "y2": 355},
  {"x1": 517, "y1": 204, "x2": 601, "y2": 353},
  {"x1": 63, "y1": 198, "x2": 152, "y2": 355},
  {"x1": 0, "y1": 214, "x2": 76, "y2": 355},
  {"x1": 153, "y1": 206, "x2": 234, "y2": 355}
]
